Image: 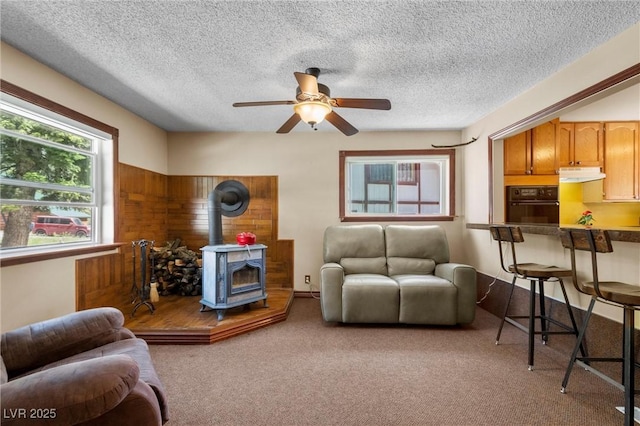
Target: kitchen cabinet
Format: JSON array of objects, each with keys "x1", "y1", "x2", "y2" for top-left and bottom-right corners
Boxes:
[
  {"x1": 556, "y1": 122, "x2": 604, "y2": 168},
  {"x1": 531, "y1": 121, "x2": 557, "y2": 174},
  {"x1": 503, "y1": 121, "x2": 557, "y2": 175},
  {"x1": 504, "y1": 130, "x2": 531, "y2": 175},
  {"x1": 603, "y1": 121, "x2": 639, "y2": 200}
]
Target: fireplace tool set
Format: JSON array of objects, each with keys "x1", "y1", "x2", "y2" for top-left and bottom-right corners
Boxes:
[{"x1": 131, "y1": 239, "x2": 159, "y2": 317}]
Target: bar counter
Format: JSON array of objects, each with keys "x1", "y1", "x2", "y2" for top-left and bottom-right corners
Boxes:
[{"x1": 466, "y1": 223, "x2": 640, "y2": 243}]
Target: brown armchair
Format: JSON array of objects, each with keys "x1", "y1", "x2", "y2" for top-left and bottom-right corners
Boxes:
[{"x1": 1, "y1": 307, "x2": 168, "y2": 425}]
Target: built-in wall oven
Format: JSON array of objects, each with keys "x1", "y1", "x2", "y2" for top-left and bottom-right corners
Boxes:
[{"x1": 506, "y1": 186, "x2": 559, "y2": 224}]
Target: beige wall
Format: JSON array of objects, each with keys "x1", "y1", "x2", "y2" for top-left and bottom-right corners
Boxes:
[
  {"x1": 167, "y1": 130, "x2": 466, "y2": 291},
  {"x1": 461, "y1": 23, "x2": 640, "y2": 323},
  {"x1": 0, "y1": 42, "x2": 169, "y2": 174},
  {"x1": 0, "y1": 42, "x2": 168, "y2": 331},
  {"x1": 559, "y1": 82, "x2": 640, "y2": 121}
]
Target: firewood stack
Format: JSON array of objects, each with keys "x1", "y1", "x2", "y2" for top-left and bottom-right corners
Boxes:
[{"x1": 150, "y1": 239, "x2": 203, "y2": 296}]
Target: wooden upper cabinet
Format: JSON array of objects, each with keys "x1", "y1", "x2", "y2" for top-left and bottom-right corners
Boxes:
[
  {"x1": 531, "y1": 120, "x2": 558, "y2": 175},
  {"x1": 556, "y1": 123, "x2": 573, "y2": 168},
  {"x1": 603, "y1": 121, "x2": 639, "y2": 200},
  {"x1": 557, "y1": 122, "x2": 604, "y2": 168},
  {"x1": 504, "y1": 130, "x2": 531, "y2": 175},
  {"x1": 503, "y1": 121, "x2": 557, "y2": 175}
]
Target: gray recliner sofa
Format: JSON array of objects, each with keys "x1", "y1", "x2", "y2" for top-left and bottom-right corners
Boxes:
[{"x1": 320, "y1": 224, "x2": 476, "y2": 325}]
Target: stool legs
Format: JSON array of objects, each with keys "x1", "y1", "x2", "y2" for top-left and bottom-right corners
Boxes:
[
  {"x1": 495, "y1": 275, "x2": 518, "y2": 345},
  {"x1": 528, "y1": 279, "x2": 536, "y2": 369},
  {"x1": 497, "y1": 276, "x2": 585, "y2": 371},
  {"x1": 561, "y1": 300, "x2": 636, "y2": 425},
  {"x1": 538, "y1": 279, "x2": 548, "y2": 345},
  {"x1": 623, "y1": 306, "x2": 635, "y2": 426},
  {"x1": 561, "y1": 298, "x2": 595, "y2": 393},
  {"x1": 557, "y1": 278, "x2": 587, "y2": 358}
]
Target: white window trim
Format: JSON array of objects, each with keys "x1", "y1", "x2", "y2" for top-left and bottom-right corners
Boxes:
[
  {"x1": 0, "y1": 88, "x2": 116, "y2": 259},
  {"x1": 339, "y1": 149, "x2": 455, "y2": 222}
]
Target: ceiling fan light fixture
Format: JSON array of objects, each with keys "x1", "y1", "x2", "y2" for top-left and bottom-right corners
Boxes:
[{"x1": 293, "y1": 101, "x2": 332, "y2": 126}]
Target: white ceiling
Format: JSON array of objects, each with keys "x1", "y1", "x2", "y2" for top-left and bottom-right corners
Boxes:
[{"x1": 1, "y1": 1, "x2": 639, "y2": 135}]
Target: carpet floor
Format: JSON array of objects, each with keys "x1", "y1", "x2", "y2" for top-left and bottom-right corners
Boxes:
[{"x1": 149, "y1": 297, "x2": 627, "y2": 425}]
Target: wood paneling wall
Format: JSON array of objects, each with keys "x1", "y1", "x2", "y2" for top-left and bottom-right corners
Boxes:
[
  {"x1": 118, "y1": 164, "x2": 169, "y2": 244},
  {"x1": 76, "y1": 165, "x2": 293, "y2": 310},
  {"x1": 75, "y1": 252, "x2": 128, "y2": 310},
  {"x1": 76, "y1": 164, "x2": 169, "y2": 310}
]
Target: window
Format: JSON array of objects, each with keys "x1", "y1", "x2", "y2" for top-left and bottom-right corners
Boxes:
[
  {"x1": 339, "y1": 149, "x2": 455, "y2": 221},
  {"x1": 0, "y1": 81, "x2": 117, "y2": 257}
]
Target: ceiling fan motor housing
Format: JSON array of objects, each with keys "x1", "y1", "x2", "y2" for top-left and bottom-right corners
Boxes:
[
  {"x1": 296, "y1": 83, "x2": 331, "y2": 100},
  {"x1": 305, "y1": 67, "x2": 321, "y2": 78}
]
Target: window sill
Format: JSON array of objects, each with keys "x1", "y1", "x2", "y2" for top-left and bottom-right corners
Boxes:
[
  {"x1": 0, "y1": 243, "x2": 123, "y2": 267},
  {"x1": 340, "y1": 215, "x2": 455, "y2": 222}
]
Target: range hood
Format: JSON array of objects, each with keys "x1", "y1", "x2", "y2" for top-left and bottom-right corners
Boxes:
[{"x1": 559, "y1": 167, "x2": 606, "y2": 183}]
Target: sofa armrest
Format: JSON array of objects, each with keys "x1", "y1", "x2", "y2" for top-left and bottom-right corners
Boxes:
[
  {"x1": 320, "y1": 263, "x2": 345, "y2": 322},
  {"x1": 1, "y1": 308, "x2": 133, "y2": 377},
  {"x1": 83, "y1": 380, "x2": 164, "y2": 426},
  {"x1": 435, "y1": 263, "x2": 477, "y2": 324},
  {"x1": 0, "y1": 354, "x2": 139, "y2": 425}
]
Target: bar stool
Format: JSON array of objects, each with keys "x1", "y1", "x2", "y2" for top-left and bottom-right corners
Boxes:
[
  {"x1": 559, "y1": 228, "x2": 640, "y2": 426},
  {"x1": 489, "y1": 225, "x2": 585, "y2": 370}
]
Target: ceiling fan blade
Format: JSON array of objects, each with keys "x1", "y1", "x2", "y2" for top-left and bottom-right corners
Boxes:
[
  {"x1": 276, "y1": 114, "x2": 301, "y2": 134},
  {"x1": 325, "y1": 111, "x2": 358, "y2": 136},
  {"x1": 294, "y1": 72, "x2": 319, "y2": 96},
  {"x1": 330, "y1": 98, "x2": 391, "y2": 110},
  {"x1": 233, "y1": 100, "x2": 295, "y2": 107}
]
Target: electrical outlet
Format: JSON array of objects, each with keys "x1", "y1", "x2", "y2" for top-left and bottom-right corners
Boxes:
[{"x1": 304, "y1": 275, "x2": 311, "y2": 284}]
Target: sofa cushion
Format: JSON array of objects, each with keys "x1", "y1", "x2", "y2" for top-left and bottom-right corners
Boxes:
[
  {"x1": 387, "y1": 257, "x2": 436, "y2": 276},
  {"x1": 394, "y1": 275, "x2": 458, "y2": 325},
  {"x1": 1, "y1": 355, "x2": 140, "y2": 426},
  {"x1": 340, "y1": 257, "x2": 387, "y2": 275},
  {"x1": 324, "y1": 225, "x2": 388, "y2": 275},
  {"x1": 385, "y1": 225, "x2": 450, "y2": 275},
  {"x1": 342, "y1": 274, "x2": 399, "y2": 323},
  {"x1": 1, "y1": 307, "x2": 131, "y2": 377},
  {"x1": 15, "y1": 338, "x2": 169, "y2": 424}
]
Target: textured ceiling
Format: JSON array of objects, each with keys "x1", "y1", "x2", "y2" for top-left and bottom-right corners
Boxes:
[{"x1": 1, "y1": 1, "x2": 639, "y2": 134}]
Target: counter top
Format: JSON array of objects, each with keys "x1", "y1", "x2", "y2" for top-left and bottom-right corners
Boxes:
[{"x1": 466, "y1": 223, "x2": 640, "y2": 243}]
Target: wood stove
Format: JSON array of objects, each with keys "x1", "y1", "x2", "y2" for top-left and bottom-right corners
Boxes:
[{"x1": 200, "y1": 243, "x2": 267, "y2": 320}]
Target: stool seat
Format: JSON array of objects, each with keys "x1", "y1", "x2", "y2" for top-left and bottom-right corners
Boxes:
[
  {"x1": 508, "y1": 263, "x2": 572, "y2": 279},
  {"x1": 580, "y1": 281, "x2": 640, "y2": 306}
]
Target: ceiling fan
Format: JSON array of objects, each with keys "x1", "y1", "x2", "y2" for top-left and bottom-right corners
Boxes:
[{"x1": 232, "y1": 67, "x2": 391, "y2": 136}]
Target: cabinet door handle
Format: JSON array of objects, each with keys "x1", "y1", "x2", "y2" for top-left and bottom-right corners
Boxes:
[
  {"x1": 569, "y1": 161, "x2": 574, "y2": 165},
  {"x1": 577, "y1": 161, "x2": 582, "y2": 165}
]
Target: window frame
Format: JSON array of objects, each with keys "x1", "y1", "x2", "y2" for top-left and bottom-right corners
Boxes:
[
  {"x1": 0, "y1": 80, "x2": 121, "y2": 267},
  {"x1": 339, "y1": 149, "x2": 456, "y2": 222}
]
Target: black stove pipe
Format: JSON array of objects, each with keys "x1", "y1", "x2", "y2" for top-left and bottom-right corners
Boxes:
[
  {"x1": 208, "y1": 190, "x2": 238, "y2": 245},
  {"x1": 207, "y1": 180, "x2": 250, "y2": 246}
]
